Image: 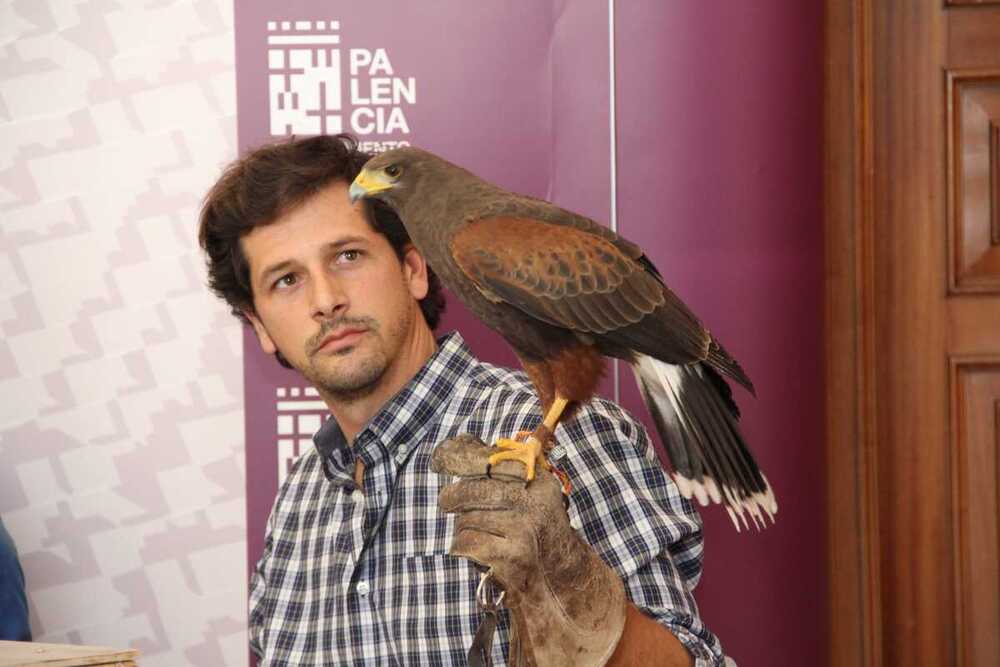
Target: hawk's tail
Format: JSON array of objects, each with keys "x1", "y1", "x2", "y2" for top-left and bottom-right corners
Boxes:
[{"x1": 631, "y1": 354, "x2": 777, "y2": 531}]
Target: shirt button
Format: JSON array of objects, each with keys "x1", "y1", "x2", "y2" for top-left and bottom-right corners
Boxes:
[
  {"x1": 395, "y1": 446, "x2": 409, "y2": 464},
  {"x1": 356, "y1": 581, "x2": 370, "y2": 597}
]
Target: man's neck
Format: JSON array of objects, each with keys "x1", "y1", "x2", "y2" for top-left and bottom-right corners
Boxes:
[{"x1": 321, "y1": 322, "x2": 438, "y2": 444}]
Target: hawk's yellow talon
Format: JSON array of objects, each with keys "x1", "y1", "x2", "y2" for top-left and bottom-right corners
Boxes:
[
  {"x1": 494, "y1": 438, "x2": 525, "y2": 451},
  {"x1": 488, "y1": 437, "x2": 548, "y2": 480}
]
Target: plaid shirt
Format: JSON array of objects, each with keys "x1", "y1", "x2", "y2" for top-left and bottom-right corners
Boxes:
[{"x1": 249, "y1": 332, "x2": 727, "y2": 666}]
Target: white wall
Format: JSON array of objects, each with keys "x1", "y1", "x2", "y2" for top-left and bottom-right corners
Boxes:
[{"x1": 0, "y1": 1, "x2": 246, "y2": 664}]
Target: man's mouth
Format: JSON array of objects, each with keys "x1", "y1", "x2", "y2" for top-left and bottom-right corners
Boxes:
[{"x1": 313, "y1": 327, "x2": 368, "y2": 355}]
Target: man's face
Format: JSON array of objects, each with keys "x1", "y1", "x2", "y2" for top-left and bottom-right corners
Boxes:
[{"x1": 242, "y1": 180, "x2": 429, "y2": 400}]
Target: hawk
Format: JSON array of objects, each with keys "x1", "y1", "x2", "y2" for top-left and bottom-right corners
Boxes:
[{"x1": 349, "y1": 147, "x2": 776, "y2": 530}]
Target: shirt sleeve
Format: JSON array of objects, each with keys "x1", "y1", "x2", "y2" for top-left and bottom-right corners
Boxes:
[
  {"x1": 247, "y1": 502, "x2": 275, "y2": 660},
  {"x1": 247, "y1": 451, "x2": 328, "y2": 663},
  {"x1": 547, "y1": 400, "x2": 728, "y2": 667}
]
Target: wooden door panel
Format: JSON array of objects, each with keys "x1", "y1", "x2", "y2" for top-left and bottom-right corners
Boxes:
[
  {"x1": 948, "y1": 70, "x2": 1000, "y2": 293},
  {"x1": 951, "y1": 359, "x2": 1000, "y2": 667}
]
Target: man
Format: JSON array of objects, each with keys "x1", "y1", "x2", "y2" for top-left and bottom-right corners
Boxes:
[{"x1": 199, "y1": 134, "x2": 726, "y2": 665}]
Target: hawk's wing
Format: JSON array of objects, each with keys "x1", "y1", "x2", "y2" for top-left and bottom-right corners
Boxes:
[{"x1": 450, "y1": 217, "x2": 711, "y2": 363}]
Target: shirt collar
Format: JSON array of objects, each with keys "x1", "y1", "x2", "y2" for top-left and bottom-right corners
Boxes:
[{"x1": 312, "y1": 331, "x2": 476, "y2": 484}]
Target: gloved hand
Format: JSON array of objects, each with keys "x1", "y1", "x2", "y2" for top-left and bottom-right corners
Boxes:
[{"x1": 432, "y1": 434, "x2": 627, "y2": 667}]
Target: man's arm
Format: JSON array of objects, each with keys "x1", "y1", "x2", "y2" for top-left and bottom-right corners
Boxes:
[
  {"x1": 247, "y1": 511, "x2": 274, "y2": 660},
  {"x1": 608, "y1": 604, "x2": 694, "y2": 666}
]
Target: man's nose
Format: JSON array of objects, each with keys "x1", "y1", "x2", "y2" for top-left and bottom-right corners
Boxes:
[{"x1": 309, "y1": 274, "x2": 347, "y2": 320}]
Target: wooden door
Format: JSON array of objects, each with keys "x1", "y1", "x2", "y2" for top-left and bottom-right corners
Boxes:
[{"x1": 827, "y1": 2, "x2": 1000, "y2": 666}]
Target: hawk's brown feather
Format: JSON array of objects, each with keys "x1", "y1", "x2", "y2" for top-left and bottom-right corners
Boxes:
[{"x1": 451, "y1": 217, "x2": 711, "y2": 364}]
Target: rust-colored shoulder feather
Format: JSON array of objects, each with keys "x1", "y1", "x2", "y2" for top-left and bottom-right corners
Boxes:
[{"x1": 450, "y1": 217, "x2": 711, "y2": 363}]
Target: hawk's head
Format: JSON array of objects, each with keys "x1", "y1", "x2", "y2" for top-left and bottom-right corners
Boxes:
[{"x1": 348, "y1": 146, "x2": 436, "y2": 211}]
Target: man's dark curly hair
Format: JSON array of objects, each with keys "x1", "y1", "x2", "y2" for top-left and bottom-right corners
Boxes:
[{"x1": 198, "y1": 135, "x2": 447, "y2": 359}]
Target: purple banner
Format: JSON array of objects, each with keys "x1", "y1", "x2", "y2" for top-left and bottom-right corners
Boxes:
[{"x1": 234, "y1": 2, "x2": 825, "y2": 665}]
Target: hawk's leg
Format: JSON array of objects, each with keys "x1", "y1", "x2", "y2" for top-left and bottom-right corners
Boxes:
[{"x1": 488, "y1": 397, "x2": 569, "y2": 482}]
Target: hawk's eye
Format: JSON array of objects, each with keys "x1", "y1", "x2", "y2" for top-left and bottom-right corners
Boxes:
[{"x1": 384, "y1": 164, "x2": 401, "y2": 178}]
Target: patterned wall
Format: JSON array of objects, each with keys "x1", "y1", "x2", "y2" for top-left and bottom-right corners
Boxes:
[{"x1": 0, "y1": 1, "x2": 246, "y2": 665}]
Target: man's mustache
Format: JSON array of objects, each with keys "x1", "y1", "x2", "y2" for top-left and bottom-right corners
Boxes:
[{"x1": 306, "y1": 317, "x2": 377, "y2": 355}]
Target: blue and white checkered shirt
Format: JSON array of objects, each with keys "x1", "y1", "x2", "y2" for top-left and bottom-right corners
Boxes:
[{"x1": 249, "y1": 332, "x2": 726, "y2": 666}]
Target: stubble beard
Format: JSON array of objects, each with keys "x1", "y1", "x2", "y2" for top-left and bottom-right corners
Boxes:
[{"x1": 301, "y1": 305, "x2": 413, "y2": 403}]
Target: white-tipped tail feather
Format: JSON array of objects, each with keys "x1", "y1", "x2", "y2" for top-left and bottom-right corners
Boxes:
[
  {"x1": 633, "y1": 354, "x2": 777, "y2": 531},
  {"x1": 674, "y1": 473, "x2": 778, "y2": 532}
]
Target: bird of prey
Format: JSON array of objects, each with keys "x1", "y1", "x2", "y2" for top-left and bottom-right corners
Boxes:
[{"x1": 349, "y1": 147, "x2": 776, "y2": 530}]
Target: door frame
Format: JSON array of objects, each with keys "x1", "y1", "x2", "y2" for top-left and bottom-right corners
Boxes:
[{"x1": 825, "y1": 1, "x2": 882, "y2": 665}]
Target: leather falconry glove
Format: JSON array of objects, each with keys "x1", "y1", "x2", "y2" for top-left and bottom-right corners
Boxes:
[{"x1": 432, "y1": 434, "x2": 627, "y2": 667}]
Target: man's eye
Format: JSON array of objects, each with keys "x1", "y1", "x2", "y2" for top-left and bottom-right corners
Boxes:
[
  {"x1": 339, "y1": 249, "x2": 361, "y2": 262},
  {"x1": 273, "y1": 274, "x2": 297, "y2": 289}
]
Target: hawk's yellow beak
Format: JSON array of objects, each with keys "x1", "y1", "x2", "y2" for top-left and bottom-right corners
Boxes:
[{"x1": 349, "y1": 169, "x2": 392, "y2": 204}]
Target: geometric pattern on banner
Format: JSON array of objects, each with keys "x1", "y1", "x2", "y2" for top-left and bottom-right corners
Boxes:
[
  {"x1": 266, "y1": 17, "x2": 416, "y2": 151},
  {"x1": 275, "y1": 387, "x2": 328, "y2": 486}
]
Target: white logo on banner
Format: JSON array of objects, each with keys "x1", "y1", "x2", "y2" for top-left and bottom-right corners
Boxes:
[{"x1": 266, "y1": 19, "x2": 415, "y2": 152}]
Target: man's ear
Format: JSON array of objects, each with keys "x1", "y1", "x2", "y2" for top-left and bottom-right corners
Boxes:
[
  {"x1": 243, "y1": 309, "x2": 277, "y2": 355},
  {"x1": 402, "y1": 245, "x2": 430, "y2": 301}
]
